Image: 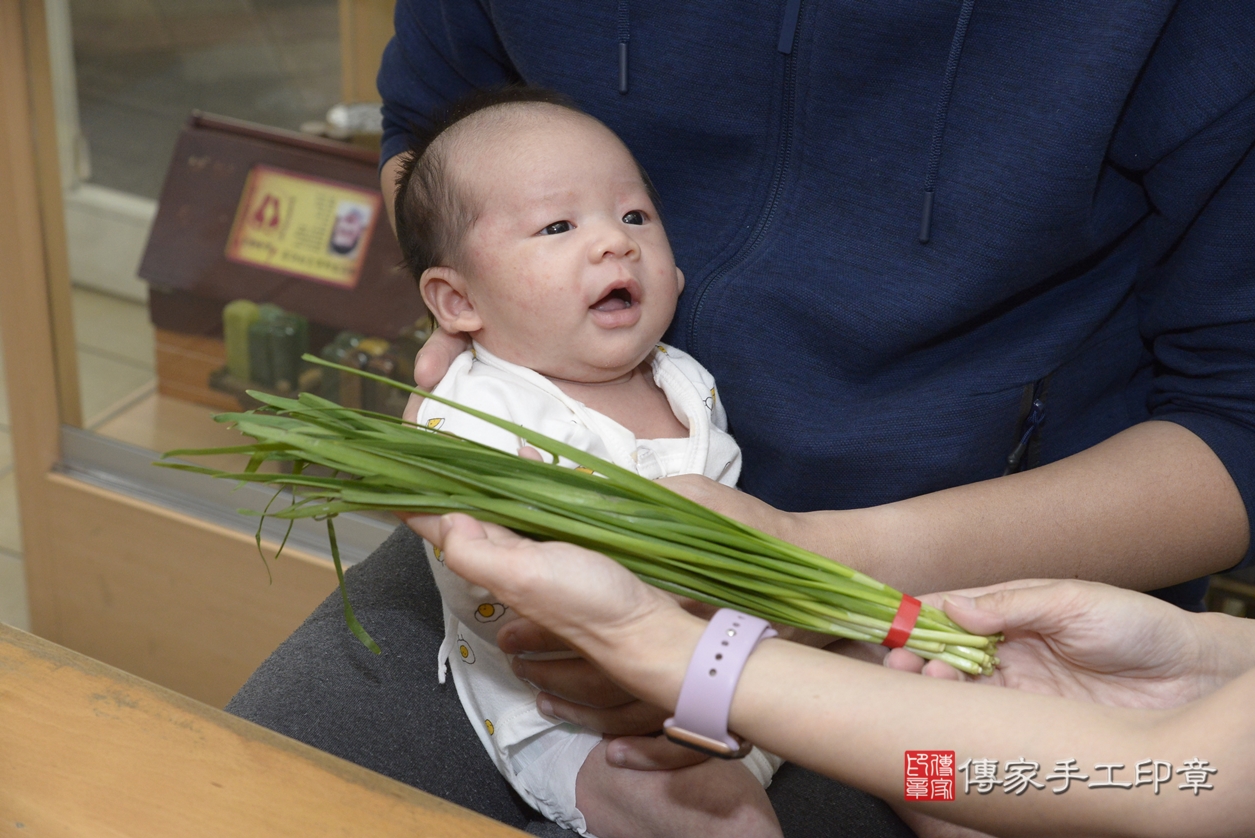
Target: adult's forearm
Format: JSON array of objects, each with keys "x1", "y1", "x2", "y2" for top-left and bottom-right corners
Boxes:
[
  {"x1": 591, "y1": 607, "x2": 1253, "y2": 838},
  {"x1": 731, "y1": 636, "x2": 1253, "y2": 837},
  {"x1": 788, "y1": 421, "x2": 1249, "y2": 594},
  {"x1": 434, "y1": 513, "x2": 1255, "y2": 835}
]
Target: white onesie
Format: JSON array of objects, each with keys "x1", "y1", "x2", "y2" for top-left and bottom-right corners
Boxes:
[{"x1": 417, "y1": 341, "x2": 781, "y2": 834}]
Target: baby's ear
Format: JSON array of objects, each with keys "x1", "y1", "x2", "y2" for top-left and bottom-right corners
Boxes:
[
  {"x1": 420, "y1": 266, "x2": 483, "y2": 335},
  {"x1": 675, "y1": 266, "x2": 685, "y2": 294}
]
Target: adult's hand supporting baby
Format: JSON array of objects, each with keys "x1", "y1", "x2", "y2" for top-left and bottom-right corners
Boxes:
[
  {"x1": 434, "y1": 513, "x2": 699, "y2": 682},
  {"x1": 401, "y1": 510, "x2": 709, "y2": 770},
  {"x1": 499, "y1": 618, "x2": 710, "y2": 770},
  {"x1": 400, "y1": 328, "x2": 471, "y2": 423}
]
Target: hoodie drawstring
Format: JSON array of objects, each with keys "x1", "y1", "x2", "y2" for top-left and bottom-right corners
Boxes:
[
  {"x1": 920, "y1": 0, "x2": 976, "y2": 244},
  {"x1": 617, "y1": 1, "x2": 630, "y2": 93},
  {"x1": 778, "y1": 0, "x2": 803, "y2": 54},
  {"x1": 623, "y1": 1, "x2": 805, "y2": 86}
]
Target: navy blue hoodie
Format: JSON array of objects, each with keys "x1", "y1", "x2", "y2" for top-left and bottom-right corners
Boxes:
[{"x1": 379, "y1": 1, "x2": 1255, "y2": 609}]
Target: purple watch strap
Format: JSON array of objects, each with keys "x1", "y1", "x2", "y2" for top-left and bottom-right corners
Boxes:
[{"x1": 664, "y1": 609, "x2": 776, "y2": 757}]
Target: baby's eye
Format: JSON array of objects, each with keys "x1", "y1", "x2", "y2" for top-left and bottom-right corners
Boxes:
[
  {"x1": 540, "y1": 220, "x2": 572, "y2": 235},
  {"x1": 622, "y1": 210, "x2": 645, "y2": 225}
]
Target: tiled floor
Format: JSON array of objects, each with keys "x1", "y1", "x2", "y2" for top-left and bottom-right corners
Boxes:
[
  {"x1": 0, "y1": 288, "x2": 157, "y2": 631},
  {"x1": 73, "y1": 290, "x2": 158, "y2": 424},
  {"x1": 71, "y1": 0, "x2": 339, "y2": 198}
]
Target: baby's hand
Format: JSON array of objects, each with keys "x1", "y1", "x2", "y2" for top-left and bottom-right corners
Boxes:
[{"x1": 401, "y1": 328, "x2": 471, "y2": 423}]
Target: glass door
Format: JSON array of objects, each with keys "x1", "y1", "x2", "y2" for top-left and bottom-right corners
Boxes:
[
  {"x1": 67, "y1": 0, "x2": 343, "y2": 442},
  {"x1": 0, "y1": 0, "x2": 406, "y2": 707}
]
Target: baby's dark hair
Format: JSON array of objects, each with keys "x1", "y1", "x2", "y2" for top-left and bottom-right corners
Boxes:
[{"x1": 392, "y1": 85, "x2": 661, "y2": 284}]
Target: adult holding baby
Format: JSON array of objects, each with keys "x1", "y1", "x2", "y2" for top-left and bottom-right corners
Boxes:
[{"x1": 229, "y1": 3, "x2": 1255, "y2": 837}]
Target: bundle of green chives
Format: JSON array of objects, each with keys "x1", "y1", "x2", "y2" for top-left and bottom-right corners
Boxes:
[{"x1": 159, "y1": 355, "x2": 1000, "y2": 675}]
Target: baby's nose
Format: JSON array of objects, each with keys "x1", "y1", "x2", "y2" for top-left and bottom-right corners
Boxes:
[{"x1": 593, "y1": 224, "x2": 638, "y2": 260}]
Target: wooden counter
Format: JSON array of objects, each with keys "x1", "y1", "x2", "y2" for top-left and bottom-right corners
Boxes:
[{"x1": 0, "y1": 624, "x2": 523, "y2": 836}]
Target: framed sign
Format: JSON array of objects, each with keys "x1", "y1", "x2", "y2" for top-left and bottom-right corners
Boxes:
[
  {"x1": 140, "y1": 113, "x2": 424, "y2": 338},
  {"x1": 225, "y1": 165, "x2": 382, "y2": 288}
]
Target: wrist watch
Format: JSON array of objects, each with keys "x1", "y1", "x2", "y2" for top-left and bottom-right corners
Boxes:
[{"x1": 663, "y1": 608, "x2": 776, "y2": 759}]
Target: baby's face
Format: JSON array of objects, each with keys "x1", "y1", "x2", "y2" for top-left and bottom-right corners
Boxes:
[{"x1": 440, "y1": 110, "x2": 683, "y2": 383}]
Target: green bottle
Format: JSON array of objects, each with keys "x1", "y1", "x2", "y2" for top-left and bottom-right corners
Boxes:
[
  {"x1": 270, "y1": 312, "x2": 309, "y2": 392},
  {"x1": 247, "y1": 304, "x2": 284, "y2": 385},
  {"x1": 223, "y1": 299, "x2": 259, "y2": 380}
]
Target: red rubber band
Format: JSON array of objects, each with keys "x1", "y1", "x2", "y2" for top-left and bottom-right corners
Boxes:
[{"x1": 882, "y1": 594, "x2": 922, "y2": 649}]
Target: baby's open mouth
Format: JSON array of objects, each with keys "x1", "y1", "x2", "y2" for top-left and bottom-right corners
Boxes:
[{"x1": 591, "y1": 286, "x2": 635, "y2": 312}]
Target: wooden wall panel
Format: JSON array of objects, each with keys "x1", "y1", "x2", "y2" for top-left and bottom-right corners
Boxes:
[{"x1": 42, "y1": 473, "x2": 340, "y2": 707}]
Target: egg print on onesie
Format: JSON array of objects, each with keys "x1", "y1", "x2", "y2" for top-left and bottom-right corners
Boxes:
[{"x1": 455, "y1": 634, "x2": 475, "y2": 665}]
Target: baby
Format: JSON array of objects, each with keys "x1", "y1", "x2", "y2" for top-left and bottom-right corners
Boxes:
[{"x1": 394, "y1": 88, "x2": 782, "y2": 838}]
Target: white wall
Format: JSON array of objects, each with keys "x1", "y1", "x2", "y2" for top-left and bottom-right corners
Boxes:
[{"x1": 46, "y1": 0, "x2": 154, "y2": 304}]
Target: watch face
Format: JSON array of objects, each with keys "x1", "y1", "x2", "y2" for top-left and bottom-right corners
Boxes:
[{"x1": 662, "y1": 724, "x2": 751, "y2": 759}]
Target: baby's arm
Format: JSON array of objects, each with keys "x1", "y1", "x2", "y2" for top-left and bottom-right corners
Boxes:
[{"x1": 575, "y1": 741, "x2": 782, "y2": 838}]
